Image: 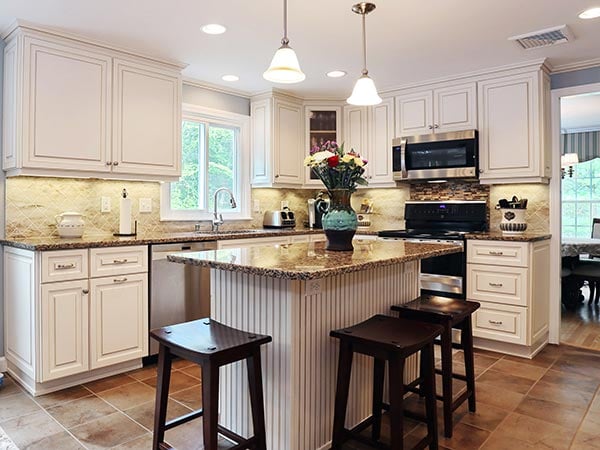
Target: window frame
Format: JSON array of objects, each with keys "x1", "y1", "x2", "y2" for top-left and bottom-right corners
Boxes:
[
  {"x1": 561, "y1": 158, "x2": 600, "y2": 238},
  {"x1": 160, "y1": 103, "x2": 251, "y2": 221}
]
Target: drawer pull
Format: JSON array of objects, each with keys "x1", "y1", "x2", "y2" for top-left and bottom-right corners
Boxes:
[
  {"x1": 112, "y1": 259, "x2": 128, "y2": 264},
  {"x1": 113, "y1": 277, "x2": 128, "y2": 283},
  {"x1": 55, "y1": 263, "x2": 75, "y2": 270},
  {"x1": 488, "y1": 320, "x2": 503, "y2": 325},
  {"x1": 82, "y1": 289, "x2": 89, "y2": 294},
  {"x1": 488, "y1": 282, "x2": 503, "y2": 288},
  {"x1": 488, "y1": 251, "x2": 504, "y2": 256}
]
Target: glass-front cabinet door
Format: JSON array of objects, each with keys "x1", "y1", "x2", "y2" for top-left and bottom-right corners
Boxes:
[{"x1": 304, "y1": 106, "x2": 342, "y2": 186}]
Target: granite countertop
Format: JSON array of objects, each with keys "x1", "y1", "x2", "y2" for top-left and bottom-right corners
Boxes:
[
  {"x1": 465, "y1": 232, "x2": 551, "y2": 242},
  {"x1": 0, "y1": 228, "x2": 379, "y2": 251},
  {"x1": 167, "y1": 240, "x2": 462, "y2": 280},
  {"x1": 561, "y1": 238, "x2": 600, "y2": 257}
]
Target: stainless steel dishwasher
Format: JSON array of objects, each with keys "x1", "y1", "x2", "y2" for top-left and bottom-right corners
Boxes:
[{"x1": 149, "y1": 241, "x2": 218, "y2": 356}]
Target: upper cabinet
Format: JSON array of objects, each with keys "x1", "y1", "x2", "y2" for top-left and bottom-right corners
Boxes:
[
  {"x1": 2, "y1": 23, "x2": 184, "y2": 181},
  {"x1": 478, "y1": 69, "x2": 550, "y2": 184},
  {"x1": 304, "y1": 106, "x2": 342, "y2": 187},
  {"x1": 251, "y1": 93, "x2": 304, "y2": 187},
  {"x1": 395, "y1": 83, "x2": 477, "y2": 137}
]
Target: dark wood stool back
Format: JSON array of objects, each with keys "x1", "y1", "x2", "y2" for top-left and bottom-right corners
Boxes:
[
  {"x1": 392, "y1": 295, "x2": 480, "y2": 438},
  {"x1": 330, "y1": 315, "x2": 444, "y2": 450},
  {"x1": 150, "y1": 318, "x2": 271, "y2": 450}
]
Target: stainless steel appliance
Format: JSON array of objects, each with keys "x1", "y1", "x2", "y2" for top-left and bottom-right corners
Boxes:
[
  {"x1": 378, "y1": 200, "x2": 487, "y2": 298},
  {"x1": 263, "y1": 208, "x2": 296, "y2": 228},
  {"x1": 392, "y1": 130, "x2": 478, "y2": 181},
  {"x1": 149, "y1": 241, "x2": 218, "y2": 356}
]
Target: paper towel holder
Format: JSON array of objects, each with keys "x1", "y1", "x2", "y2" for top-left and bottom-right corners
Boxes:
[{"x1": 113, "y1": 220, "x2": 138, "y2": 237}]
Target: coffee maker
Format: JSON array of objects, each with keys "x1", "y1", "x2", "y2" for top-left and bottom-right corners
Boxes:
[{"x1": 308, "y1": 193, "x2": 329, "y2": 229}]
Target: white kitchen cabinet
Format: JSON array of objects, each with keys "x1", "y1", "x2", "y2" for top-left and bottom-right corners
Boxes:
[
  {"x1": 304, "y1": 105, "x2": 342, "y2": 187},
  {"x1": 3, "y1": 244, "x2": 149, "y2": 395},
  {"x1": 467, "y1": 239, "x2": 550, "y2": 358},
  {"x1": 1, "y1": 22, "x2": 184, "y2": 181},
  {"x1": 395, "y1": 83, "x2": 476, "y2": 136},
  {"x1": 41, "y1": 280, "x2": 89, "y2": 381},
  {"x1": 343, "y1": 105, "x2": 368, "y2": 156},
  {"x1": 477, "y1": 70, "x2": 550, "y2": 184},
  {"x1": 90, "y1": 273, "x2": 148, "y2": 369},
  {"x1": 251, "y1": 94, "x2": 303, "y2": 187}
]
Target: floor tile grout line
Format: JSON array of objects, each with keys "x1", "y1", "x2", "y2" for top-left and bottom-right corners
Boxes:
[{"x1": 567, "y1": 384, "x2": 600, "y2": 449}]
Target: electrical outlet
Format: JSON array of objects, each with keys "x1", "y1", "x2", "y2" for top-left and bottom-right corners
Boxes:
[
  {"x1": 307, "y1": 280, "x2": 322, "y2": 296},
  {"x1": 281, "y1": 200, "x2": 289, "y2": 209},
  {"x1": 253, "y1": 199, "x2": 261, "y2": 213},
  {"x1": 101, "y1": 197, "x2": 111, "y2": 213},
  {"x1": 139, "y1": 198, "x2": 152, "y2": 213}
]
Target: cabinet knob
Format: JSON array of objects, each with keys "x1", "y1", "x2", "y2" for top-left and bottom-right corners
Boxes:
[
  {"x1": 369, "y1": 175, "x2": 372, "y2": 179},
  {"x1": 479, "y1": 169, "x2": 484, "y2": 174},
  {"x1": 106, "y1": 161, "x2": 113, "y2": 166},
  {"x1": 434, "y1": 124, "x2": 439, "y2": 129},
  {"x1": 428, "y1": 125, "x2": 433, "y2": 130},
  {"x1": 275, "y1": 174, "x2": 280, "y2": 179},
  {"x1": 82, "y1": 289, "x2": 89, "y2": 295},
  {"x1": 113, "y1": 161, "x2": 119, "y2": 166}
]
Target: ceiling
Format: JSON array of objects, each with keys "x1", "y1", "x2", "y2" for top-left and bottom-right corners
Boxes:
[
  {"x1": 1, "y1": 0, "x2": 600, "y2": 98},
  {"x1": 561, "y1": 92, "x2": 600, "y2": 132}
]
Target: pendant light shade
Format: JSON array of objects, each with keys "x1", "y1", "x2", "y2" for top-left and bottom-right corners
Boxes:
[
  {"x1": 347, "y1": 3, "x2": 381, "y2": 106},
  {"x1": 263, "y1": 0, "x2": 305, "y2": 84}
]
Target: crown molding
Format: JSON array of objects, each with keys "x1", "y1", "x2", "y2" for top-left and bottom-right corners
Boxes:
[
  {"x1": 182, "y1": 77, "x2": 252, "y2": 99},
  {"x1": 551, "y1": 58, "x2": 600, "y2": 74},
  {"x1": 2, "y1": 19, "x2": 187, "y2": 70}
]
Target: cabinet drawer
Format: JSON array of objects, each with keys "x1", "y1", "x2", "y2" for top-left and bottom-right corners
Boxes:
[
  {"x1": 467, "y1": 240, "x2": 529, "y2": 267},
  {"x1": 473, "y1": 302, "x2": 527, "y2": 345},
  {"x1": 41, "y1": 249, "x2": 89, "y2": 283},
  {"x1": 90, "y1": 246, "x2": 148, "y2": 277},
  {"x1": 468, "y1": 264, "x2": 528, "y2": 306}
]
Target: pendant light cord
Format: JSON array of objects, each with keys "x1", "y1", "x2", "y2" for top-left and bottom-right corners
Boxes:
[
  {"x1": 282, "y1": 0, "x2": 289, "y2": 46},
  {"x1": 361, "y1": 11, "x2": 368, "y2": 76}
]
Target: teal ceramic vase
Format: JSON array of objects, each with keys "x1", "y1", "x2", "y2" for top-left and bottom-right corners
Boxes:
[{"x1": 322, "y1": 189, "x2": 358, "y2": 251}]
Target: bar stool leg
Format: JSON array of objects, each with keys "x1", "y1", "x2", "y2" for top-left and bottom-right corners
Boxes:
[
  {"x1": 461, "y1": 317, "x2": 477, "y2": 412},
  {"x1": 247, "y1": 348, "x2": 267, "y2": 450},
  {"x1": 388, "y1": 354, "x2": 405, "y2": 450},
  {"x1": 201, "y1": 362, "x2": 220, "y2": 450},
  {"x1": 371, "y1": 358, "x2": 386, "y2": 441},
  {"x1": 422, "y1": 343, "x2": 439, "y2": 450},
  {"x1": 331, "y1": 341, "x2": 354, "y2": 449},
  {"x1": 152, "y1": 344, "x2": 172, "y2": 450},
  {"x1": 440, "y1": 324, "x2": 454, "y2": 438}
]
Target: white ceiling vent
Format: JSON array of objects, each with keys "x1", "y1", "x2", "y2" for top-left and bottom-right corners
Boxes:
[{"x1": 509, "y1": 25, "x2": 574, "y2": 50}]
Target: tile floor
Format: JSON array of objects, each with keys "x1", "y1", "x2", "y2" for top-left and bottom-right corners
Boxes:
[{"x1": 1, "y1": 345, "x2": 600, "y2": 449}]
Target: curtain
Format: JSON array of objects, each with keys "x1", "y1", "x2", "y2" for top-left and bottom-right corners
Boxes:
[{"x1": 561, "y1": 131, "x2": 600, "y2": 162}]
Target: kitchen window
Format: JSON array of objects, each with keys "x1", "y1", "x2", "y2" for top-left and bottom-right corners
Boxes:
[
  {"x1": 562, "y1": 158, "x2": 600, "y2": 238},
  {"x1": 160, "y1": 104, "x2": 251, "y2": 221}
]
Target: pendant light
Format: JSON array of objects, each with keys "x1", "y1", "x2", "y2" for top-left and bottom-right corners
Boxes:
[
  {"x1": 263, "y1": 0, "x2": 305, "y2": 84},
  {"x1": 347, "y1": 2, "x2": 382, "y2": 105}
]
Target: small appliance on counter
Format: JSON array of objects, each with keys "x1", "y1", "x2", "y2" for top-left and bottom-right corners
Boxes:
[
  {"x1": 55, "y1": 212, "x2": 85, "y2": 238},
  {"x1": 308, "y1": 193, "x2": 330, "y2": 229},
  {"x1": 263, "y1": 207, "x2": 296, "y2": 228}
]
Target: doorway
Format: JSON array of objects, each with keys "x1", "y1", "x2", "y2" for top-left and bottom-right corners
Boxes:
[{"x1": 550, "y1": 82, "x2": 600, "y2": 349}]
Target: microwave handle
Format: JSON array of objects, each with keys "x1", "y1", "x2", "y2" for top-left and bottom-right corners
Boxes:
[{"x1": 400, "y1": 138, "x2": 408, "y2": 179}]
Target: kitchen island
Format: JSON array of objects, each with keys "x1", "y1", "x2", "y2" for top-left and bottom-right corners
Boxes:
[{"x1": 168, "y1": 239, "x2": 461, "y2": 450}]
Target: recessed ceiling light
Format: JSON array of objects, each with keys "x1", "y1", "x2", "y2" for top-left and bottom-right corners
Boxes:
[
  {"x1": 579, "y1": 7, "x2": 600, "y2": 19},
  {"x1": 222, "y1": 75, "x2": 239, "y2": 82},
  {"x1": 201, "y1": 24, "x2": 227, "y2": 35},
  {"x1": 327, "y1": 70, "x2": 347, "y2": 78}
]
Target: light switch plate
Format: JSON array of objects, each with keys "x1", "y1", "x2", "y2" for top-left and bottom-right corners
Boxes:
[
  {"x1": 101, "y1": 197, "x2": 111, "y2": 213},
  {"x1": 139, "y1": 198, "x2": 152, "y2": 213},
  {"x1": 281, "y1": 200, "x2": 289, "y2": 209},
  {"x1": 253, "y1": 199, "x2": 261, "y2": 213}
]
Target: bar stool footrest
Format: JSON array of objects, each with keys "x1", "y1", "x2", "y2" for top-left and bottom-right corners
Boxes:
[
  {"x1": 433, "y1": 367, "x2": 469, "y2": 381},
  {"x1": 165, "y1": 409, "x2": 204, "y2": 430}
]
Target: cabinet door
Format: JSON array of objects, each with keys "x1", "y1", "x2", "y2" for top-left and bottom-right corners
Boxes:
[
  {"x1": 433, "y1": 83, "x2": 477, "y2": 132},
  {"x1": 368, "y1": 98, "x2": 395, "y2": 185},
  {"x1": 304, "y1": 106, "x2": 342, "y2": 187},
  {"x1": 3, "y1": 40, "x2": 18, "y2": 170},
  {"x1": 251, "y1": 99, "x2": 272, "y2": 185},
  {"x1": 478, "y1": 73, "x2": 541, "y2": 182},
  {"x1": 273, "y1": 98, "x2": 303, "y2": 186},
  {"x1": 90, "y1": 273, "x2": 148, "y2": 369},
  {"x1": 112, "y1": 58, "x2": 181, "y2": 178},
  {"x1": 394, "y1": 90, "x2": 433, "y2": 136},
  {"x1": 21, "y1": 36, "x2": 112, "y2": 172},
  {"x1": 343, "y1": 105, "x2": 368, "y2": 155},
  {"x1": 41, "y1": 280, "x2": 89, "y2": 381}
]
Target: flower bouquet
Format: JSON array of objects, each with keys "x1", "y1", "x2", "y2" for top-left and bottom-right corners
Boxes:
[{"x1": 304, "y1": 142, "x2": 368, "y2": 251}]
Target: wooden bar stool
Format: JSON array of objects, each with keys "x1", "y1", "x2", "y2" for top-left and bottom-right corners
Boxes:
[
  {"x1": 391, "y1": 295, "x2": 480, "y2": 438},
  {"x1": 330, "y1": 315, "x2": 443, "y2": 450},
  {"x1": 150, "y1": 318, "x2": 272, "y2": 450}
]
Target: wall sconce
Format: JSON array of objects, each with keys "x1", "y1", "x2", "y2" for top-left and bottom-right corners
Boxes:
[{"x1": 561, "y1": 153, "x2": 579, "y2": 179}]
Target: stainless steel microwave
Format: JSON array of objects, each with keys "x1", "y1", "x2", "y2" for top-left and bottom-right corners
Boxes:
[{"x1": 392, "y1": 130, "x2": 478, "y2": 181}]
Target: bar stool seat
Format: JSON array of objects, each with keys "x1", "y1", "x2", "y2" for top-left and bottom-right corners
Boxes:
[
  {"x1": 392, "y1": 295, "x2": 480, "y2": 438},
  {"x1": 330, "y1": 315, "x2": 444, "y2": 450},
  {"x1": 150, "y1": 318, "x2": 271, "y2": 450}
]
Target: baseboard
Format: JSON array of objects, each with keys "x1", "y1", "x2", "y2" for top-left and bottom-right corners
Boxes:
[{"x1": 0, "y1": 357, "x2": 7, "y2": 373}]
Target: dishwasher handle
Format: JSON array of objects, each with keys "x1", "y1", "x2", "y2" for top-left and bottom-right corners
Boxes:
[{"x1": 151, "y1": 242, "x2": 218, "y2": 261}]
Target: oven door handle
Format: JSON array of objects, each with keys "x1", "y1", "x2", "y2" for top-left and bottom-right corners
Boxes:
[{"x1": 400, "y1": 138, "x2": 408, "y2": 179}]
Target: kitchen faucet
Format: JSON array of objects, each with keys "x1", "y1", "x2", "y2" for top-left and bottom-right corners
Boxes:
[{"x1": 212, "y1": 187, "x2": 237, "y2": 232}]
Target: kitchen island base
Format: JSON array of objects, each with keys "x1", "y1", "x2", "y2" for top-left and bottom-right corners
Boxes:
[{"x1": 211, "y1": 261, "x2": 420, "y2": 450}]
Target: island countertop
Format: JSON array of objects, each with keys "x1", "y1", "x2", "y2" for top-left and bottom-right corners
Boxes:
[{"x1": 167, "y1": 240, "x2": 461, "y2": 280}]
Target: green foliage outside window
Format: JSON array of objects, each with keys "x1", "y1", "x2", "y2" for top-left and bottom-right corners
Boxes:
[{"x1": 562, "y1": 158, "x2": 600, "y2": 238}]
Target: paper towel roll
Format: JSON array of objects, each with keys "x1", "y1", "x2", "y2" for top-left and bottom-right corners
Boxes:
[{"x1": 119, "y1": 197, "x2": 132, "y2": 234}]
